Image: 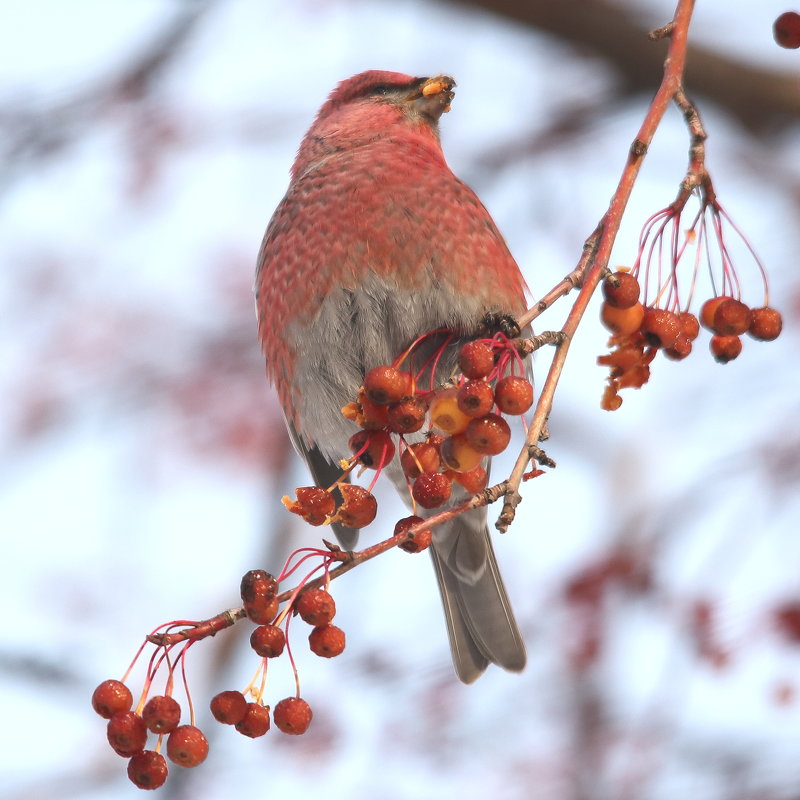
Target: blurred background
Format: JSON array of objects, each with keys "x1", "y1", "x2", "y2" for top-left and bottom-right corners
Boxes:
[{"x1": 2, "y1": 1, "x2": 800, "y2": 798}]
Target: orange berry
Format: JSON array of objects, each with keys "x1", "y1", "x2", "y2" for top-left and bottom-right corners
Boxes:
[
  {"x1": 429, "y1": 387, "x2": 471, "y2": 434},
  {"x1": 357, "y1": 388, "x2": 390, "y2": 428},
  {"x1": 250, "y1": 624, "x2": 286, "y2": 658},
  {"x1": 600, "y1": 301, "x2": 645, "y2": 335},
  {"x1": 107, "y1": 711, "x2": 147, "y2": 757},
  {"x1": 395, "y1": 515, "x2": 433, "y2": 553},
  {"x1": 440, "y1": 433, "x2": 483, "y2": 472},
  {"x1": 282, "y1": 487, "x2": 335, "y2": 526},
  {"x1": 308, "y1": 624, "x2": 346, "y2": 657},
  {"x1": 348, "y1": 429, "x2": 395, "y2": 469},
  {"x1": 142, "y1": 695, "x2": 181, "y2": 734},
  {"x1": 458, "y1": 340, "x2": 495, "y2": 379},
  {"x1": 451, "y1": 464, "x2": 489, "y2": 494},
  {"x1": 295, "y1": 588, "x2": 336, "y2": 626},
  {"x1": 334, "y1": 483, "x2": 377, "y2": 528},
  {"x1": 166, "y1": 725, "x2": 208, "y2": 767},
  {"x1": 240, "y1": 569, "x2": 280, "y2": 624},
  {"x1": 244, "y1": 596, "x2": 278, "y2": 625},
  {"x1": 748, "y1": 307, "x2": 782, "y2": 341},
  {"x1": 400, "y1": 442, "x2": 440, "y2": 479},
  {"x1": 700, "y1": 296, "x2": 727, "y2": 331},
  {"x1": 602, "y1": 271, "x2": 640, "y2": 309},
  {"x1": 273, "y1": 697, "x2": 313, "y2": 735},
  {"x1": 457, "y1": 379, "x2": 495, "y2": 418},
  {"x1": 465, "y1": 413, "x2": 511, "y2": 455},
  {"x1": 678, "y1": 311, "x2": 700, "y2": 341},
  {"x1": 710, "y1": 334, "x2": 742, "y2": 363},
  {"x1": 640, "y1": 307, "x2": 681, "y2": 349},
  {"x1": 127, "y1": 750, "x2": 168, "y2": 790},
  {"x1": 92, "y1": 680, "x2": 133, "y2": 719},
  {"x1": 210, "y1": 690, "x2": 248, "y2": 725},
  {"x1": 363, "y1": 366, "x2": 411, "y2": 405},
  {"x1": 494, "y1": 376, "x2": 533, "y2": 414},
  {"x1": 663, "y1": 335, "x2": 693, "y2": 361},
  {"x1": 387, "y1": 397, "x2": 428, "y2": 433},
  {"x1": 235, "y1": 703, "x2": 271, "y2": 738},
  {"x1": 412, "y1": 472, "x2": 452, "y2": 508},
  {"x1": 713, "y1": 298, "x2": 750, "y2": 336}
]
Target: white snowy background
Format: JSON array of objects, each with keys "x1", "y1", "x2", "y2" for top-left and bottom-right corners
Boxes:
[{"x1": 1, "y1": 1, "x2": 799, "y2": 798}]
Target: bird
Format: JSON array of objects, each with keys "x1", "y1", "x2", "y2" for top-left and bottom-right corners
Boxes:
[{"x1": 256, "y1": 70, "x2": 528, "y2": 683}]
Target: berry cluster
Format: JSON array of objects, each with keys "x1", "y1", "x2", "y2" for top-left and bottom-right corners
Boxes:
[
  {"x1": 283, "y1": 333, "x2": 533, "y2": 530},
  {"x1": 598, "y1": 187, "x2": 782, "y2": 410},
  {"x1": 93, "y1": 566, "x2": 344, "y2": 790},
  {"x1": 92, "y1": 679, "x2": 208, "y2": 790}
]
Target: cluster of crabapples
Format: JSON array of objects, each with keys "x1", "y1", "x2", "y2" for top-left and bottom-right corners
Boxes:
[
  {"x1": 598, "y1": 270, "x2": 782, "y2": 410},
  {"x1": 92, "y1": 569, "x2": 339, "y2": 790},
  {"x1": 284, "y1": 337, "x2": 533, "y2": 535}
]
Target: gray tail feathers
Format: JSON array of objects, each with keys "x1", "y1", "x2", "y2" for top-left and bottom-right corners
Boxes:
[{"x1": 429, "y1": 505, "x2": 526, "y2": 683}]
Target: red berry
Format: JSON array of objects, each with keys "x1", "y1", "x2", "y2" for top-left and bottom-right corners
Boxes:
[
  {"x1": 92, "y1": 679, "x2": 133, "y2": 719},
  {"x1": 600, "y1": 301, "x2": 644, "y2": 335},
  {"x1": 308, "y1": 624, "x2": 346, "y2": 657},
  {"x1": 348, "y1": 429, "x2": 396, "y2": 468},
  {"x1": 640, "y1": 307, "x2": 681, "y2": 349},
  {"x1": 235, "y1": 702, "x2": 271, "y2": 738},
  {"x1": 774, "y1": 11, "x2": 800, "y2": 48},
  {"x1": 141, "y1": 695, "x2": 181, "y2": 734},
  {"x1": 127, "y1": 750, "x2": 168, "y2": 790},
  {"x1": 166, "y1": 725, "x2": 208, "y2": 768},
  {"x1": 713, "y1": 298, "x2": 751, "y2": 336},
  {"x1": 282, "y1": 486, "x2": 336, "y2": 525},
  {"x1": 400, "y1": 442, "x2": 440, "y2": 479},
  {"x1": 465, "y1": 413, "x2": 511, "y2": 455},
  {"x1": 494, "y1": 376, "x2": 533, "y2": 415},
  {"x1": 602, "y1": 271, "x2": 640, "y2": 309},
  {"x1": 451, "y1": 464, "x2": 489, "y2": 494},
  {"x1": 295, "y1": 588, "x2": 336, "y2": 626},
  {"x1": 710, "y1": 334, "x2": 742, "y2": 363},
  {"x1": 458, "y1": 341, "x2": 494, "y2": 379},
  {"x1": 457, "y1": 379, "x2": 495, "y2": 418},
  {"x1": 250, "y1": 624, "x2": 286, "y2": 658},
  {"x1": 210, "y1": 690, "x2": 248, "y2": 725},
  {"x1": 395, "y1": 515, "x2": 433, "y2": 553},
  {"x1": 748, "y1": 306, "x2": 782, "y2": 341},
  {"x1": 439, "y1": 432, "x2": 483, "y2": 472},
  {"x1": 107, "y1": 711, "x2": 147, "y2": 757},
  {"x1": 678, "y1": 311, "x2": 700, "y2": 341},
  {"x1": 412, "y1": 471, "x2": 452, "y2": 509},
  {"x1": 363, "y1": 366, "x2": 411, "y2": 405},
  {"x1": 387, "y1": 397, "x2": 428, "y2": 433},
  {"x1": 273, "y1": 697, "x2": 313, "y2": 735}
]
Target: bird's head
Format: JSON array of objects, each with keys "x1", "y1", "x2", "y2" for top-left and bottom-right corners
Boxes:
[{"x1": 292, "y1": 71, "x2": 456, "y2": 179}]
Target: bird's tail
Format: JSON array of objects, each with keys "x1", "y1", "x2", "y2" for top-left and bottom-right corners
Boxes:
[{"x1": 429, "y1": 504, "x2": 526, "y2": 683}]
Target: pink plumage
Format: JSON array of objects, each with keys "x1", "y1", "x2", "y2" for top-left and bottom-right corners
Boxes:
[{"x1": 256, "y1": 71, "x2": 528, "y2": 682}]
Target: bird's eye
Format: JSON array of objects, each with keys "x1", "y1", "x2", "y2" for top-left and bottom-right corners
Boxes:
[{"x1": 367, "y1": 84, "x2": 391, "y2": 97}]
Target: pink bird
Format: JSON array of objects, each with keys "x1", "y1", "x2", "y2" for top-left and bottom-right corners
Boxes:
[{"x1": 256, "y1": 70, "x2": 528, "y2": 682}]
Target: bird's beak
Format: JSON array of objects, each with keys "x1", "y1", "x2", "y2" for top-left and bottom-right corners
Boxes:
[{"x1": 407, "y1": 75, "x2": 456, "y2": 120}]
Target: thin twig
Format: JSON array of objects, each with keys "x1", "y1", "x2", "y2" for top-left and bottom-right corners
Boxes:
[{"x1": 497, "y1": 0, "x2": 697, "y2": 532}]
